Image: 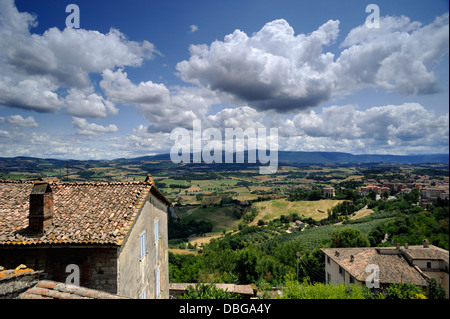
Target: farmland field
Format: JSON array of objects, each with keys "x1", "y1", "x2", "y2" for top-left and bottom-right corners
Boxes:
[
  {"x1": 251, "y1": 198, "x2": 345, "y2": 224},
  {"x1": 263, "y1": 217, "x2": 396, "y2": 251},
  {"x1": 181, "y1": 206, "x2": 242, "y2": 232}
]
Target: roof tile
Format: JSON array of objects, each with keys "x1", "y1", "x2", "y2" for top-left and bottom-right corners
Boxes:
[
  {"x1": 0, "y1": 180, "x2": 168, "y2": 246},
  {"x1": 321, "y1": 247, "x2": 431, "y2": 286},
  {"x1": 19, "y1": 280, "x2": 128, "y2": 299}
]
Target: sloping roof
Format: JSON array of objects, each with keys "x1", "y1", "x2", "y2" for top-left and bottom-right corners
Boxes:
[
  {"x1": 0, "y1": 180, "x2": 170, "y2": 246},
  {"x1": 18, "y1": 280, "x2": 129, "y2": 299},
  {"x1": 403, "y1": 245, "x2": 449, "y2": 262},
  {"x1": 0, "y1": 264, "x2": 38, "y2": 281},
  {"x1": 321, "y1": 247, "x2": 429, "y2": 286},
  {"x1": 1, "y1": 265, "x2": 127, "y2": 299}
]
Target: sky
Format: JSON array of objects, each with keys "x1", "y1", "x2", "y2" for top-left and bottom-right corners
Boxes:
[{"x1": 0, "y1": 0, "x2": 449, "y2": 160}]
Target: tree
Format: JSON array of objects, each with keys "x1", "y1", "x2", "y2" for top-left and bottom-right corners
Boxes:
[
  {"x1": 403, "y1": 188, "x2": 420, "y2": 204},
  {"x1": 279, "y1": 275, "x2": 372, "y2": 299},
  {"x1": 427, "y1": 278, "x2": 447, "y2": 299},
  {"x1": 368, "y1": 190, "x2": 377, "y2": 201},
  {"x1": 384, "y1": 283, "x2": 427, "y2": 299},
  {"x1": 180, "y1": 283, "x2": 242, "y2": 299},
  {"x1": 330, "y1": 227, "x2": 370, "y2": 248}
]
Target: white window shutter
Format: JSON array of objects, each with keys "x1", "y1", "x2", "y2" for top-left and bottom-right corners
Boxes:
[
  {"x1": 154, "y1": 220, "x2": 159, "y2": 244},
  {"x1": 140, "y1": 231, "x2": 146, "y2": 259},
  {"x1": 155, "y1": 265, "x2": 161, "y2": 297}
]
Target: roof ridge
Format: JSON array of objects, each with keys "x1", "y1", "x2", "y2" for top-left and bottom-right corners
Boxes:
[
  {"x1": 1, "y1": 180, "x2": 154, "y2": 186},
  {"x1": 0, "y1": 180, "x2": 34, "y2": 184}
]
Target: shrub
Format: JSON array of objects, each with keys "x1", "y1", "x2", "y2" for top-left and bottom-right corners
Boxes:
[
  {"x1": 384, "y1": 283, "x2": 427, "y2": 299},
  {"x1": 279, "y1": 275, "x2": 372, "y2": 299},
  {"x1": 179, "y1": 283, "x2": 242, "y2": 299}
]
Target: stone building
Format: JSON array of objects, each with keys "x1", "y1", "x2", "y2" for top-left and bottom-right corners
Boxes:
[
  {"x1": 0, "y1": 175, "x2": 171, "y2": 299},
  {"x1": 322, "y1": 185, "x2": 335, "y2": 198},
  {"x1": 321, "y1": 240, "x2": 449, "y2": 298}
]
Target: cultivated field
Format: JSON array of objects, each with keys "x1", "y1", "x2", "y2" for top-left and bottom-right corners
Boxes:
[
  {"x1": 182, "y1": 206, "x2": 242, "y2": 232},
  {"x1": 250, "y1": 198, "x2": 345, "y2": 224}
]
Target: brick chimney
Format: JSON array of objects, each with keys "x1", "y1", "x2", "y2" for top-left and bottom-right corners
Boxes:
[
  {"x1": 423, "y1": 238, "x2": 429, "y2": 248},
  {"x1": 28, "y1": 182, "x2": 53, "y2": 234}
]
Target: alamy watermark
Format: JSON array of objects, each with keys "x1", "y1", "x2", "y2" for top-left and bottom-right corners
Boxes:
[
  {"x1": 65, "y1": 4, "x2": 80, "y2": 29},
  {"x1": 65, "y1": 264, "x2": 80, "y2": 286},
  {"x1": 170, "y1": 120, "x2": 278, "y2": 174},
  {"x1": 365, "y1": 263, "x2": 380, "y2": 289},
  {"x1": 365, "y1": 4, "x2": 380, "y2": 29}
]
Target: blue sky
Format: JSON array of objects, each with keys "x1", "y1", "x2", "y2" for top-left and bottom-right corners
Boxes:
[{"x1": 0, "y1": 0, "x2": 449, "y2": 159}]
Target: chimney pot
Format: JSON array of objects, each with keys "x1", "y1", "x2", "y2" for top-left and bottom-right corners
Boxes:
[
  {"x1": 28, "y1": 182, "x2": 53, "y2": 234},
  {"x1": 423, "y1": 239, "x2": 429, "y2": 248}
]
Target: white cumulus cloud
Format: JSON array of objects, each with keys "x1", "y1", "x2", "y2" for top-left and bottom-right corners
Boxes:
[
  {"x1": 72, "y1": 117, "x2": 118, "y2": 136},
  {"x1": 176, "y1": 15, "x2": 448, "y2": 113},
  {"x1": 0, "y1": 0, "x2": 158, "y2": 116}
]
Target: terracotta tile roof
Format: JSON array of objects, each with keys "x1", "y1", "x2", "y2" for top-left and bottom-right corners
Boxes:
[
  {"x1": 403, "y1": 245, "x2": 449, "y2": 262},
  {"x1": 0, "y1": 179, "x2": 170, "y2": 246},
  {"x1": 0, "y1": 264, "x2": 38, "y2": 280},
  {"x1": 321, "y1": 247, "x2": 429, "y2": 286},
  {"x1": 18, "y1": 280, "x2": 129, "y2": 299}
]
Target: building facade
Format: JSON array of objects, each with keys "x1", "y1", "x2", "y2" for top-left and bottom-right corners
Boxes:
[
  {"x1": 322, "y1": 186, "x2": 335, "y2": 198},
  {"x1": 0, "y1": 176, "x2": 171, "y2": 299}
]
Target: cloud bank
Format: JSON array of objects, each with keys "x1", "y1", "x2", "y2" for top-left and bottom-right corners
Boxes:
[{"x1": 177, "y1": 15, "x2": 448, "y2": 112}]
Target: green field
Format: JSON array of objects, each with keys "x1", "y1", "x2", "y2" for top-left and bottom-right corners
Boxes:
[
  {"x1": 181, "y1": 206, "x2": 242, "y2": 232},
  {"x1": 251, "y1": 198, "x2": 345, "y2": 224},
  {"x1": 263, "y1": 217, "x2": 396, "y2": 251}
]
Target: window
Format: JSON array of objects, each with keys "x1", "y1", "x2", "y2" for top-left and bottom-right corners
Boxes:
[
  {"x1": 350, "y1": 276, "x2": 355, "y2": 284},
  {"x1": 327, "y1": 256, "x2": 330, "y2": 264},
  {"x1": 339, "y1": 266, "x2": 343, "y2": 275},
  {"x1": 139, "y1": 231, "x2": 146, "y2": 260},
  {"x1": 155, "y1": 265, "x2": 161, "y2": 298},
  {"x1": 140, "y1": 287, "x2": 147, "y2": 299},
  {"x1": 154, "y1": 219, "x2": 159, "y2": 244},
  {"x1": 327, "y1": 273, "x2": 331, "y2": 284},
  {"x1": 427, "y1": 262, "x2": 432, "y2": 269}
]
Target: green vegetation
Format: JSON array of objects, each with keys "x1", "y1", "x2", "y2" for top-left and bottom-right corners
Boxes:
[
  {"x1": 330, "y1": 228, "x2": 370, "y2": 248},
  {"x1": 252, "y1": 198, "x2": 345, "y2": 224},
  {"x1": 179, "y1": 283, "x2": 242, "y2": 299},
  {"x1": 279, "y1": 276, "x2": 371, "y2": 299},
  {"x1": 384, "y1": 283, "x2": 427, "y2": 299}
]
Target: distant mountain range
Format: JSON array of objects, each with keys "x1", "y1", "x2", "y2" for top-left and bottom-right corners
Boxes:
[
  {"x1": 1, "y1": 151, "x2": 448, "y2": 167},
  {"x1": 130, "y1": 151, "x2": 449, "y2": 164}
]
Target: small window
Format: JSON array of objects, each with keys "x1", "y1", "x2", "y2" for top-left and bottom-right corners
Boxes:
[
  {"x1": 427, "y1": 262, "x2": 432, "y2": 268},
  {"x1": 327, "y1": 273, "x2": 331, "y2": 283},
  {"x1": 155, "y1": 265, "x2": 161, "y2": 298},
  {"x1": 140, "y1": 288, "x2": 147, "y2": 299},
  {"x1": 154, "y1": 220, "x2": 159, "y2": 244},
  {"x1": 140, "y1": 231, "x2": 146, "y2": 260},
  {"x1": 350, "y1": 276, "x2": 355, "y2": 284},
  {"x1": 327, "y1": 256, "x2": 330, "y2": 264},
  {"x1": 339, "y1": 266, "x2": 343, "y2": 274}
]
